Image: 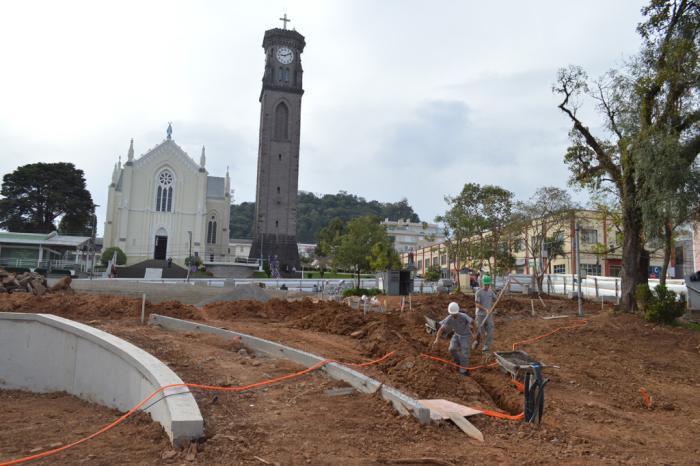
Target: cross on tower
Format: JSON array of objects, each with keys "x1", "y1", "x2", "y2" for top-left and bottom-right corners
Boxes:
[{"x1": 279, "y1": 13, "x2": 290, "y2": 29}]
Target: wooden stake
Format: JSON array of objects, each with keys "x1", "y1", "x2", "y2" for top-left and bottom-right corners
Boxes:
[
  {"x1": 530, "y1": 299, "x2": 535, "y2": 316},
  {"x1": 448, "y1": 412, "x2": 484, "y2": 442},
  {"x1": 141, "y1": 293, "x2": 146, "y2": 324}
]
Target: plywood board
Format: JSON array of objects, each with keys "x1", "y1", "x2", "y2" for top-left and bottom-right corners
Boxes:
[{"x1": 418, "y1": 399, "x2": 482, "y2": 421}]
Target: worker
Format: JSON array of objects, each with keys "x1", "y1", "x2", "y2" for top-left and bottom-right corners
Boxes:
[
  {"x1": 432, "y1": 302, "x2": 476, "y2": 376},
  {"x1": 475, "y1": 275, "x2": 497, "y2": 353}
]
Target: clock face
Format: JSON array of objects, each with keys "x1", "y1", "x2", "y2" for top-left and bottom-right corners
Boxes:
[{"x1": 276, "y1": 47, "x2": 294, "y2": 65}]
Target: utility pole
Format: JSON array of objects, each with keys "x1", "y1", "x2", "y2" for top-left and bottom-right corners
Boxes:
[
  {"x1": 89, "y1": 209, "x2": 98, "y2": 280},
  {"x1": 575, "y1": 222, "x2": 583, "y2": 317},
  {"x1": 187, "y1": 231, "x2": 192, "y2": 282}
]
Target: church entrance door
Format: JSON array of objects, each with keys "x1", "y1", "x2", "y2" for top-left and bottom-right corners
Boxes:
[{"x1": 154, "y1": 235, "x2": 168, "y2": 260}]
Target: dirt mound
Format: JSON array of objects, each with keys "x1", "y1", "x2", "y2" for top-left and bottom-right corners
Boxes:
[
  {"x1": 0, "y1": 292, "x2": 203, "y2": 322},
  {"x1": 203, "y1": 297, "x2": 351, "y2": 322}
]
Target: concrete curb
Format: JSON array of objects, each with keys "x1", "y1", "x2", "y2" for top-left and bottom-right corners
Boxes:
[
  {"x1": 0, "y1": 313, "x2": 204, "y2": 446},
  {"x1": 148, "y1": 313, "x2": 432, "y2": 424}
]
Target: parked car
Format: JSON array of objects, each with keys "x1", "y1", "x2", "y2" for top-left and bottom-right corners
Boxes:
[{"x1": 435, "y1": 278, "x2": 454, "y2": 294}]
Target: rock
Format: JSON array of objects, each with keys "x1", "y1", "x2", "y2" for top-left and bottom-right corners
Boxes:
[
  {"x1": 350, "y1": 329, "x2": 366, "y2": 338},
  {"x1": 50, "y1": 275, "x2": 72, "y2": 292},
  {"x1": 184, "y1": 442, "x2": 197, "y2": 461},
  {"x1": 161, "y1": 450, "x2": 178, "y2": 460},
  {"x1": 238, "y1": 348, "x2": 248, "y2": 356}
]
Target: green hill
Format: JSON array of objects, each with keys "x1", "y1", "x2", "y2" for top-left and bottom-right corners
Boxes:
[{"x1": 229, "y1": 191, "x2": 420, "y2": 243}]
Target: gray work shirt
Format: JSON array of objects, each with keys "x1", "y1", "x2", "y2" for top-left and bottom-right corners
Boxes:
[
  {"x1": 475, "y1": 288, "x2": 497, "y2": 315},
  {"x1": 439, "y1": 312, "x2": 473, "y2": 336}
]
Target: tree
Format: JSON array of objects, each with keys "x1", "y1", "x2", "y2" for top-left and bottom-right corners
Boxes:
[
  {"x1": 638, "y1": 139, "x2": 700, "y2": 284},
  {"x1": 437, "y1": 183, "x2": 515, "y2": 287},
  {"x1": 0, "y1": 163, "x2": 94, "y2": 234},
  {"x1": 424, "y1": 264, "x2": 442, "y2": 282},
  {"x1": 478, "y1": 185, "x2": 515, "y2": 276},
  {"x1": 436, "y1": 184, "x2": 486, "y2": 289},
  {"x1": 553, "y1": 0, "x2": 700, "y2": 310},
  {"x1": 316, "y1": 217, "x2": 346, "y2": 261},
  {"x1": 100, "y1": 247, "x2": 126, "y2": 266},
  {"x1": 515, "y1": 187, "x2": 576, "y2": 293},
  {"x1": 333, "y1": 215, "x2": 398, "y2": 287}
]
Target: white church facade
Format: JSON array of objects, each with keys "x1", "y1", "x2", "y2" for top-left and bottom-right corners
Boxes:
[{"x1": 103, "y1": 126, "x2": 231, "y2": 266}]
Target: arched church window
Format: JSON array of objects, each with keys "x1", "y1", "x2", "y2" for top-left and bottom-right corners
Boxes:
[
  {"x1": 275, "y1": 220, "x2": 279, "y2": 228},
  {"x1": 276, "y1": 186, "x2": 280, "y2": 194},
  {"x1": 156, "y1": 169, "x2": 174, "y2": 212},
  {"x1": 207, "y1": 215, "x2": 217, "y2": 244},
  {"x1": 283, "y1": 68, "x2": 289, "y2": 82},
  {"x1": 274, "y1": 103, "x2": 289, "y2": 140},
  {"x1": 278, "y1": 153, "x2": 282, "y2": 161},
  {"x1": 278, "y1": 67, "x2": 284, "y2": 82}
]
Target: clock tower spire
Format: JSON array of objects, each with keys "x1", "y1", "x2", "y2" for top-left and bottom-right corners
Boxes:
[{"x1": 249, "y1": 20, "x2": 306, "y2": 272}]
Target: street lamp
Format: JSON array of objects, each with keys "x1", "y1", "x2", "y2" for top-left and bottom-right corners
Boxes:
[
  {"x1": 89, "y1": 205, "x2": 100, "y2": 280},
  {"x1": 187, "y1": 231, "x2": 192, "y2": 282}
]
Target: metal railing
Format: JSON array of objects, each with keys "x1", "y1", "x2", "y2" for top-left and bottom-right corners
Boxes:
[
  {"x1": 202, "y1": 255, "x2": 260, "y2": 266},
  {"x1": 0, "y1": 258, "x2": 83, "y2": 270}
]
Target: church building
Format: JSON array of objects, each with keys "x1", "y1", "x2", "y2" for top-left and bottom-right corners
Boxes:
[{"x1": 103, "y1": 125, "x2": 231, "y2": 266}]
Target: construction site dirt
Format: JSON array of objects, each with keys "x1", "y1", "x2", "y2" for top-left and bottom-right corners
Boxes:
[{"x1": 2, "y1": 291, "x2": 700, "y2": 465}]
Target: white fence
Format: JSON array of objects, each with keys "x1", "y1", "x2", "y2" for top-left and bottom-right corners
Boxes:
[
  {"x1": 498, "y1": 273, "x2": 686, "y2": 301},
  {"x1": 76, "y1": 274, "x2": 689, "y2": 300}
]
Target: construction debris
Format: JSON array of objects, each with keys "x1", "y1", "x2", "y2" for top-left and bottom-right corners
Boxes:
[{"x1": 0, "y1": 267, "x2": 71, "y2": 295}]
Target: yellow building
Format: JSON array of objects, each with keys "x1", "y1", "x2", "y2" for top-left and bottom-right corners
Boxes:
[{"x1": 401, "y1": 209, "x2": 666, "y2": 280}]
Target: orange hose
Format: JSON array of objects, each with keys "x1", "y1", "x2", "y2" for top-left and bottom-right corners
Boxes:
[
  {"x1": 1, "y1": 353, "x2": 394, "y2": 466},
  {"x1": 421, "y1": 319, "x2": 589, "y2": 423},
  {"x1": 510, "y1": 379, "x2": 525, "y2": 393},
  {"x1": 477, "y1": 408, "x2": 525, "y2": 421},
  {"x1": 419, "y1": 354, "x2": 499, "y2": 371}
]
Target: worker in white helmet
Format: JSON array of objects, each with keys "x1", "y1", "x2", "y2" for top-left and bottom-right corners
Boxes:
[{"x1": 432, "y1": 302, "x2": 476, "y2": 375}]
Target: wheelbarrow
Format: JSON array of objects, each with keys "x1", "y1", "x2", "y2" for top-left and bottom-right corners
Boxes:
[
  {"x1": 424, "y1": 315, "x2": 454, "y2": 339},
  {"x1": 493, "y1": 350, "x2": 550, "y2": 423}
]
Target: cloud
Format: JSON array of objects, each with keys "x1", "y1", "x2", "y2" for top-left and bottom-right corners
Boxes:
[{"x1": 0, "y1": 0, "x2": 648, "y2": 234}]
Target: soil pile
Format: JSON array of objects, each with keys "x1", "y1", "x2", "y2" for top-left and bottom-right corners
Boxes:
[
  {"x1": 0, "y1": 293, "x2": 203, "y2": 321},
  {"x1": 203, "y1": 296, "x2": 523, "y2": 412}
]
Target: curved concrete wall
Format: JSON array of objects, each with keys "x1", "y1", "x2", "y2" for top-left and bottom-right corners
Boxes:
[
  {"x1": 0, "y1": 313, "x2": 203, "y2": 446},
  {"x1": 149, "y1": 313, "x2": 432, "y2": 424}
]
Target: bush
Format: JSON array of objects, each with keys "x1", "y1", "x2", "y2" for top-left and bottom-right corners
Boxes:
[
  {"x1": 638, "y1": 284, "x2": 686, "y2": 324},
  {"x1": 100, "y1": 247, "x2": 126, "y2": 266},
  {"x1": 184, "y1": 255, "x2": 203, "y2": 268},
  {"x1": 424, "y1": 265, "x2": 442, "y2": 282},
  {"x1": 342, "y1": 287, "x2": 383, "y2": 297}
]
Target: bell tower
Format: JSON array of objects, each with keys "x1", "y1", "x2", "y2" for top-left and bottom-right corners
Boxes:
[{"x1": 249, "y1": 15, "x2": 305, "y2": 272}]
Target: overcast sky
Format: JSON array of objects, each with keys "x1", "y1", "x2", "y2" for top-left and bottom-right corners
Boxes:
[{"x1": 0, "y1": 1, "x2": 646, "y2": 235}]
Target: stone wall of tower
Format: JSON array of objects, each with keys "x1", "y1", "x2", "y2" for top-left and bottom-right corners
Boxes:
[{"x1": 250, "y1": 27, "x2": 305, "y2": 272}]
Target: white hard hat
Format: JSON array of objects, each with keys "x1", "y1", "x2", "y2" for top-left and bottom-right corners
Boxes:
[
  {"x1": 448, "y1": 302, "x2": 460, "y2": 315},
  {"x1": 361, "y1": 295, "x2": 367, "y2": 301}
]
